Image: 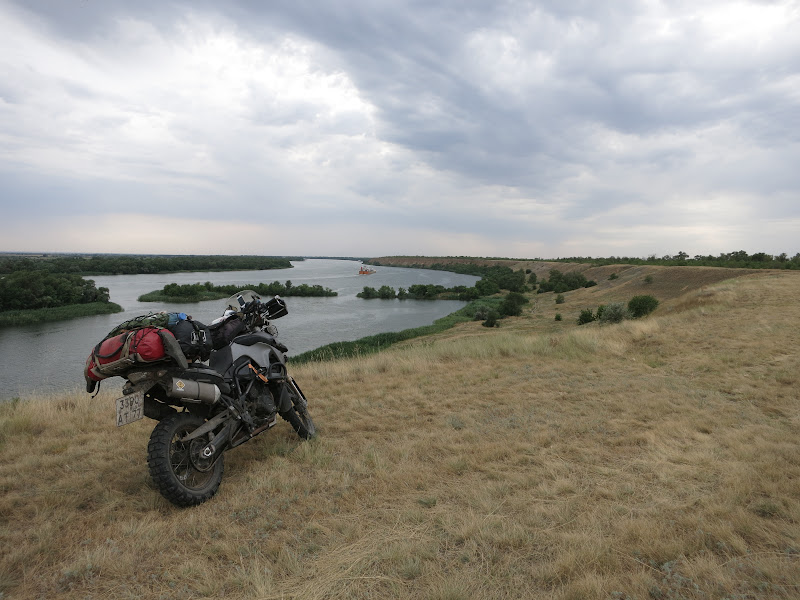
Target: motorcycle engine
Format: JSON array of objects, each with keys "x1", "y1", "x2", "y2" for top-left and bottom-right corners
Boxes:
[{"x1": 247, "y1": 381, "x2": 276, "y2": 422}]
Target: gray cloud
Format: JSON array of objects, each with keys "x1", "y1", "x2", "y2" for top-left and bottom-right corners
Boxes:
[{"x1": 1, "y1": 0, "x2": 798, "y2": 256}]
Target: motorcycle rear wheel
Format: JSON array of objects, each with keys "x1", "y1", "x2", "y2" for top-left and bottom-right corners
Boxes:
[{"x1": 147, "y1": 412, "x2": 225, "y2": 507}]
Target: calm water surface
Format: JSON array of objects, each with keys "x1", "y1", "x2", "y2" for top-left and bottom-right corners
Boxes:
[{"x1": 0, "y1": 259, "x2": 478, "y2": 399}]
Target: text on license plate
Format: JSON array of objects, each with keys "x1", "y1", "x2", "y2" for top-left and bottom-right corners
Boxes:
[{"x1": 116, "y1": 391, "x2": 145, "y2": 427}]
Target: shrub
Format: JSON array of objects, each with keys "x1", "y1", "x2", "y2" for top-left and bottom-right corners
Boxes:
[
  {"x1": 472, "y1": 305, "x2": 490, "y2": 321},
  {"x1": 555, "y1": 294, "x2": 565, "y2": 304},
  {"x1": 598, "y1": 302, "x2": 628, "y2": 323},
  {"x1": 499, "y1": 300, "x2": 522, "y2": 317},
  {"x1": 555, "y1": 313, "x2": 562, "y2": 321},
  {"x1": 482, "y1": 310, "x2": 500, "y2": 327},
  {"x1": 595, "y1": 304, "x2": 606, "y2": 320},
  {"x1": 628, "y1": 295, "x2": 659, "y2": 318},
  {"x1": 609, "y1": 273, "x2": 618, "y2": 280},
  {"x1": 644, "y1": 275, "x2": 654, "y2": 284},
  {"x1": 577, "y1": 308, "x2": 595, "y2": 325},
  {"x1": 499, "y1": 292, "x2": 528, "y2": 317}
]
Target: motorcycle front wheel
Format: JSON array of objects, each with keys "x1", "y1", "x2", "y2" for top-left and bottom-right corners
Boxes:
[
  {"x1": 147, "y1": 412, "x2": 225, "y2": 507},
  {"x1": 278, "y1": 379, "x2": 316, "y2": 440},
  {"x1": 280, "y1": 405, "x2": 316, "y2": 439}
]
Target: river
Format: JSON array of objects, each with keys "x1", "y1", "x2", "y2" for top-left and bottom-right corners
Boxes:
[{"x1": 0, "y1": 259, "x2": 479, "y2": 399}]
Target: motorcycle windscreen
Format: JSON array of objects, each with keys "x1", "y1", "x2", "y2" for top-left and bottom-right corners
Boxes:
[{"x1": 225, "y1": 290, "x2": 261, "y2": 312}]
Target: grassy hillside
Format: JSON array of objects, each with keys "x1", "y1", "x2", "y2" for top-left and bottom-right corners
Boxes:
[{"x1": 1, "y1": 267, "x2": 799, "y2": 599}]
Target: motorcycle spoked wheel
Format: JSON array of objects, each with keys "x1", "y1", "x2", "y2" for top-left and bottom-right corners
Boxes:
[
  {"x1": 281, "y1": 379, "x2": 316, "y2": 439},
  {"x1": 281, "y1": 404, "x2": 316, "y2": 439},
  {"x1": 297, "y1": 404, "x2": 316, "y2": 438},
  {"x1": 279, "y1": 396, "x2": 316, "y2": 439},
  {"x1": 147, "y1": 412, "x2": 225, "y2": 507}
]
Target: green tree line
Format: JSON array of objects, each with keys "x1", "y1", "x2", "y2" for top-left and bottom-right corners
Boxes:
[
  {"x1": 357, "y1": 284, "x2": 461, "y2": 300},
  {"x1": 549, "y1": 250, "x2": 800, "y2": 270},
  {"x1": 0, "y1": 255, "x2": 296, "y2": 276},
  {"x1": 357, "y1": 282, "x2": 500, "y2": 301},
  {"x1": 139, "y1": 281, "x2": 337, "y2": 302},
  {"x1": 0, "y1": 271, "x2": 111, "y2": 311}
]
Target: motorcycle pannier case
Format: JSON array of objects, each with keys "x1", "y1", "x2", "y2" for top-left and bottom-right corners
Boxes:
[{"x1": 264, "y1": 297, "x2": 288, "y2": 319}]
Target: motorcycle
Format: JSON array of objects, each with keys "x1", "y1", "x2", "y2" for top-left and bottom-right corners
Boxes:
[{"x1": 96, "y1": 291, "x2": 315, "y2": 507}]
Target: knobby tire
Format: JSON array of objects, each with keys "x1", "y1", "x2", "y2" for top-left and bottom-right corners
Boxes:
[
  {"x1": 280, "y1": 406, "x2": 316, "y2": 439},
  {"x1": 147, "y1": 412, "x2": 225, "y2": 507}
]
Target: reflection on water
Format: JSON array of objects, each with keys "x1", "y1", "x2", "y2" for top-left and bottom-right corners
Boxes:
[{"x1": 0, "y1": 259, "x2": 478, "y2": 399}]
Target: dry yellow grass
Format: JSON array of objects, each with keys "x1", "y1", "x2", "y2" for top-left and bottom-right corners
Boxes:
[{"x1": 1, "y1": 268, "x2": 799, "y2": 599}]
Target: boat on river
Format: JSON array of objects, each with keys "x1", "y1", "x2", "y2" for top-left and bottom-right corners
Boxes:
[{"x1": 358, "y1": 266, "x2": 376, "y2": 275}]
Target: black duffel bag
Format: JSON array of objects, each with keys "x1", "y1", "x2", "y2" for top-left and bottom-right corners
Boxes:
[
  {"x1": 209, "y1": 315, "x2": 247, "y2": 350},
  {"x1": 168, "y1": 316, "x2": 213, "y2": 361}
]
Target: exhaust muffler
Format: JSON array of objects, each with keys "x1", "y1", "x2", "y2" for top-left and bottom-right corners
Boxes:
[{"x1": 166, "y1": 377, "x2": 221, "y2": 404}]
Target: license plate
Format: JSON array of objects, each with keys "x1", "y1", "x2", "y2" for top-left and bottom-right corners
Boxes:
[{"x1": 115, "y1": 391, "x2": 145, "y2": 427}]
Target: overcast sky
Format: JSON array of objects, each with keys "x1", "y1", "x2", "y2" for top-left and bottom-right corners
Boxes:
[{"x1": 1, "y1": 0, "x2": 798, "y2": 259}]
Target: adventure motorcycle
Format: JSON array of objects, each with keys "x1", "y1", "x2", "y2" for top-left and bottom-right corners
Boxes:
[{"x1": 86, "y1": 291, "x2": 315, "y2": 507}]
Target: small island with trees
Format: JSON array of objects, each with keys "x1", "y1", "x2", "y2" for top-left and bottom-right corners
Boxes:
[{"x1": 138, "y1": 281, "x2": 337, "y2": 303}]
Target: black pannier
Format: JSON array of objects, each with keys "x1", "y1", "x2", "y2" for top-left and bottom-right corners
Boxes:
[
  {"x1": 167, "y1": 317, "x2": 213, "y2": 361},
  {"x1": 263, "y1": 297, "x2": 288, "y2": 319}
]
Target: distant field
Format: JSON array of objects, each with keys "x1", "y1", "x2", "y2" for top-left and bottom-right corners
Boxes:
[{"x1": 1, "y1": 263, "x2": 798, "y2": 599}]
